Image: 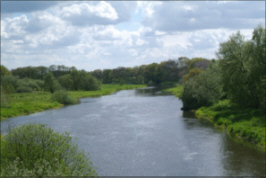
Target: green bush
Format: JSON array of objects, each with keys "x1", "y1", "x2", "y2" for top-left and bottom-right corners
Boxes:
[
  {"x1": 0, "y1": 88, "x2": 10, "y2": 108},
  {"x1": 16, "y1": 86, "x2": 33, "y2": 93},
  {"x1": 181, "y1": 61, "x2": 224, "y2": 110},
  {"x1": 1, "y1": 122, "x2": 98, "y2": 176},
  {"x1": 147, "y1": 81, "x2": 154, "y2": 86},
  {"x1": 1, "y1": 75, "x2": 18, "y2": 93},
  {"x1": 51, "y1": 90, "x2": 78, "y2": 105}
]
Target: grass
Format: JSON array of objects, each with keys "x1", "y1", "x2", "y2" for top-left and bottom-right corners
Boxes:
[
  {"x1": 1, "y1": 84, "x2": 146, "y2": 120},
  {"x1": 196, "y1": 100, "x2": 266, "y2": 150},
  {"x1": 161, "y1": 85, "x2": 183, "y2": 98}
]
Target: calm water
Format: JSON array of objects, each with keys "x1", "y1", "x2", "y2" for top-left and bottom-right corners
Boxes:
[{"x1": 1, "y1": 88, "x2": 265, "y2": 176}]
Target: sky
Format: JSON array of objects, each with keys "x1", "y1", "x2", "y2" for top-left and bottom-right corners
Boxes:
[{"x1": 1, "y1": 1, "x2": 265, "y2": 71}]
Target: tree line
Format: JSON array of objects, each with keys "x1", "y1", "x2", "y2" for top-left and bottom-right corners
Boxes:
[
  {"x1": 1, "y1": 57, "x2": 211, "y2": 94},
  {"x1": 181, "y1": 26, "x2": 265, "y2": 111}
]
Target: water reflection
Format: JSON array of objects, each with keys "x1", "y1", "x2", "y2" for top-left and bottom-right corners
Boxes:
[
  {"x1": 182, "y1": 111, "x2": 196, "y2": 118},
  {"x1": 135, "y1": 86, "x2": 173, "y2": 97},
  {"x1": 221, "y1": 133, "x2": 266, "y2": 176},
  {"x1": 182, "y1": 107, "x2": 265, "y2": 176}
]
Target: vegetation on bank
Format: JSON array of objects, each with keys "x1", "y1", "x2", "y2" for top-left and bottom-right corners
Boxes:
[
  {"x1": 177, "y1": 26, "x2": 266, "y2": 149},
  {"x1": 1, "y1": 123, "x2": 98, "y2": 176},
  {"x1": 162, "y1": 85, "x2": 183, "y2": 98},
  {"x1": 163, "y1": 26, "x2": 265, "y2": 149},
  {"x1": 180, "y1": 26, "x2": 265, "y2": 111},
  {"x1": 196, "y1": 100, "x2": 266, "y2": 149},
  {"x1": 0, "y1": 84, "x2": 145, "y2": 120}
]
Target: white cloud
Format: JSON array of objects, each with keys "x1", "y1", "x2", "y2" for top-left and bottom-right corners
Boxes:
[
  {"x1": 60, "y1": 2, "x2": 118, "y2": 26},
  {"x1": 136, "y1": 39, "x2": 147, "y2": 46},
  {"x1": 1, "y1": 1, "x2": 265, "y2": 71},
  {"x1": 141, "y1": 1, "x2": 265, "y2": 32}
]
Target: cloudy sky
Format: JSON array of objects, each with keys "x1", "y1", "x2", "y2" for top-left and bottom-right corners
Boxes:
[{"x1": 1, "y1": 1, "x2": 265, "y2": 71}]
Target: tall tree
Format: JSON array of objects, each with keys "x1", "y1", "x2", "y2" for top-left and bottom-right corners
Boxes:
[
  {"x1": 44, "y1": 72, "x2": 60, "y2": 93},
  {"x1": 217, "y1": 27, "x2": 265, "y2": 108}
]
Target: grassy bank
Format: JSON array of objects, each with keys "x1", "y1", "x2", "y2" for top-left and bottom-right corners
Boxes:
[
  {"x1": 161, "y1": 85, "x2": 183, "y2": 98},
  {"x1": 1, "y1": 84, "x2": 146, "y2": 120},
  {"x1": 196, "y1": 100, "x2": 266, "y2": 150},
  {"x1": 164, "y1": 86, "x2": 266, "y2": 150}
]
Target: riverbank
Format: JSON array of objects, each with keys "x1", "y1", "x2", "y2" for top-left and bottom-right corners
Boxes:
[
  {"x1": 0, "y1": 84, "x2": 146, "y2": 120},
  {"x1": 195, "y1": 100, "x2": 266, "y2": 150},
  {"x1": 161, "y1": 85, "x2": 183, "y2": 98},
  {"x1": 163, "y1": 86, "x2": 266, "y2": 151}
]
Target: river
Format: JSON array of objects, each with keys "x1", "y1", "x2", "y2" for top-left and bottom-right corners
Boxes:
[{"x1": 1, "y1": 87, "x2": 265, "y2": 176}]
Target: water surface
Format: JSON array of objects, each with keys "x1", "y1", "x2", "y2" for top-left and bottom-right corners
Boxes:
[{"x1": 1, "y1": 88, "x2": 265, "y2": 176}]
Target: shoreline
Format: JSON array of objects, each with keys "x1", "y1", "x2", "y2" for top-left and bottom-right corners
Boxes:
[
  {"x1": 195, "y1": 104, "x2": 266, "y2": 152},
  {"x1": 1, "y1": 84, "x2": 146, "y2": 121},
  {"x1": 164, "y1": 86, "x2": 265, "y2": 151}
]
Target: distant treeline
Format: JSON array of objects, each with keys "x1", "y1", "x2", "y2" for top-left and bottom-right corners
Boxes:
[{"x1": 1, "y1": 56, "x2": 211, "y2": 91}]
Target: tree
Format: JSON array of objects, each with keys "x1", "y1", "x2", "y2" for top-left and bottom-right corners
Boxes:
[
  {"x1": 58, "y1": 74, "x2": 74, "y2": 90},
  {"x1": 1, "y1": 75, "x2": 18, "y2": 93},
  {"x1": 102, "y1": 69, "x2": 112, "y2": 84},
  {"x1": 181, "y1": 60, "x2": 224, "y2": 110},
  {"x1": 70, "y1": 70, "x2": 80, "y2": 91},
  {"x1": 79, "y1": 71, "x2": 101, "y2": 91},
  {"x1": 1, "y1": 123, "x2": 98, "y2": 176},
  {"x1": 91, "y1": 69, "x2": 103, "y2": 81},
  {"x1": 183, "y1": 68, "x2": 203, "y2": 82},
  {"x1": 217, "y1": 28, "x2": 265, "y2": 109},
  {"x1": 144, "y1": 63, "x2": 158, "y2": 84},
  {"x1": 44, "y1": 72, "x2": 61, "y2": 93},
  {"x1": 0, "y1": 65, "x2": 11, "y2": 76},
  {"x1": 249, "y1": 26, "x2": 266, "y2": 110}
]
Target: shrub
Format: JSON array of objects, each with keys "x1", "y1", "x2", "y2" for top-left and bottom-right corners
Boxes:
[
  {"x1": 147, "y1": 81, "x2": 154, "y2": 86},
  {"x1": 35, "y1": 80, "x2": 44, "y2": 90},
  {"x1": 181, "y1": 61, "x2": 224, "y2": 110},
  {"x1": 1, "y1": 75, "x2": 18, "y2": 93},
  {"x1": 16, "y1": 86, "x2": 33, "y2": 93},
  {"x1": 51, "y1": 90, "x2": 78, "y2": 105},
  {"x1": 27, "y1": 80, "x2": 39, "y2": 91},
  {"x1": 0, "y1": 88, "x2": 10, "y2": 108},
  {"x1": 1, "y1": 122, "x2": 98, "y2": 176}
]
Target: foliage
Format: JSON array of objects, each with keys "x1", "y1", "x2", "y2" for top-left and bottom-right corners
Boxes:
[
  {"x1": 0, "y1": 65, "x2": 12, "y2": 76},
  {"x1": 0, "y1": 92, "x2": 62, "y2": 120},
  {"x1": 44, "y1": 72, "x2": 61, "y2": 93},
  {"x1": 181, "y1": 60, "x2": 224, "y2": 110},
  {"x1": 162, "y1": 85, "x2": 183, "y2": 98},
  {"x1": 217, "y1": 26, "x2": 265, "y2": 109},
  {"x1": 1, "y1": 157, "x2": 67, "y2": 176},
  {"x1": 90, "y1": 69, "x2": 103, "y2": 81},
  {"x1": 195, "y1": 100, "x2": 266, "y2": 149},
  {"x1": 186, "y1": 57, "x2": 210, "y2": 71},
  {"x1": 51, "y1": 90, "x2": 78, "y2": 105},
  {"x1": 1, "y1": 75, "x2": 18, "y2": 93},
  {"x1": 78, "y1": 71, "x2": 101, "y2": 91},
  {"x1": 1, "y1": 87, "x2": 10, "y2": 108},
  {"x1": 58, "y1": 74, "x2": 74, "y2": 90},
  {"x1": 69, "y1": 70, "x2": 101, "y2": 91},
  {"x1": 14, "y1": 78, "x2": 44, "y2": 93},
  {"x1": 70, "y1": 70, "x2": 80, "y2": 91},
  {"x1": 180, "y1": 26, "x2": 265, "y2": 112},
  {"x1": 16, "y1": 86, "x2": 33, "y2": 93},
  {"x1": 11, "y1": 65, "x2": 77, "y2": 80},
  {"x1": 182, "y1": 68, "x2": 203, "y2": 82},
  {"x1": 1, "y1": 123, "x2": 98, "y2": 176},
  {"x1": 154, "y1": 60, "x2": 180, "y2": 84}
]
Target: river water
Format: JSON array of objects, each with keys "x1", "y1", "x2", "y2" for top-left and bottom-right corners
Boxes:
[{"x1": 1, "y1": 88, "x2": 265, "y2": 176}]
